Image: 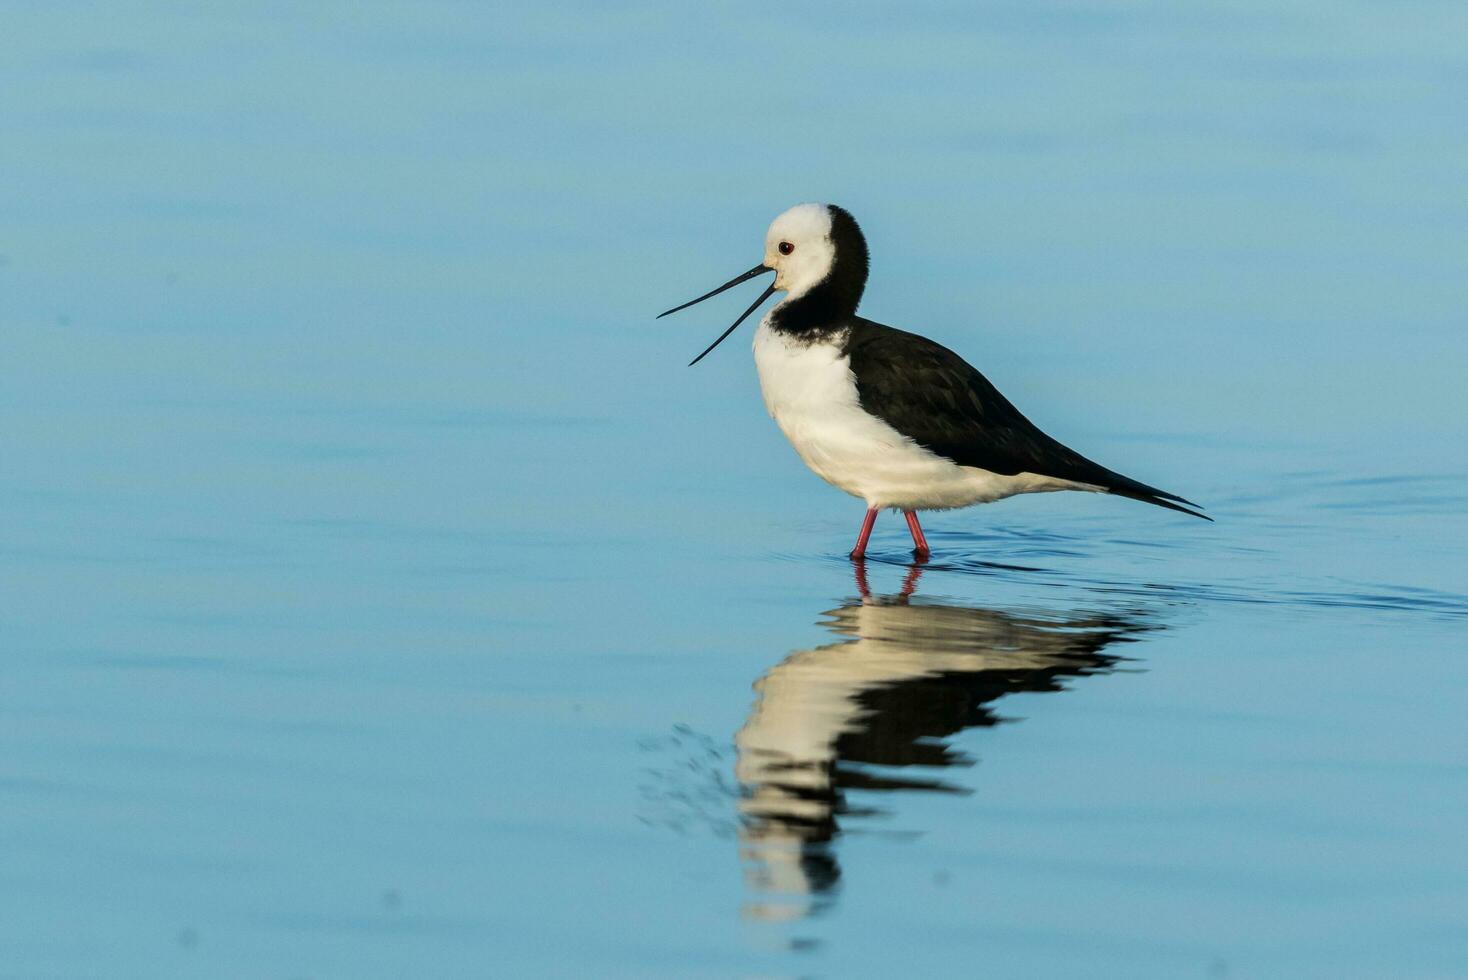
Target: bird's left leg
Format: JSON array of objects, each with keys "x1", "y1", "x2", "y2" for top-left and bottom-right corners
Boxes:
[{"x1": 903, "y1": 510, "x2": 930, "y2": 559}]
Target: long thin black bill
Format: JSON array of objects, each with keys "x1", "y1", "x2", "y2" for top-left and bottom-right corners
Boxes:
[
  {"x1": 656, "y1": 263, "x2": 771, "y2": 319},
  {"x1": 688, "y1": 283, "x2": 777, "y2": 366}
]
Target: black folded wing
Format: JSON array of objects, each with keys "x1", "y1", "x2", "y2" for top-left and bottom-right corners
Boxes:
[{"x1": 843, "y1": 318, "x2": 1209, "y2": 520}]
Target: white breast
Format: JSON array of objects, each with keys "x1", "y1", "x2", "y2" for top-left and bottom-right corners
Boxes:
[{"x1": 751, "y1": 319, "x2": 1082, "y2": 510}]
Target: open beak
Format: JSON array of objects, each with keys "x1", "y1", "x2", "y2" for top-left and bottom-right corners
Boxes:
[{"x1": 657, "y1": 263, "x2": 776, "y2": 366}]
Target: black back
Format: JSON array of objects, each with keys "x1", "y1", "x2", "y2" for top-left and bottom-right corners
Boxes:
[{"x1": 844, "y1": 319, "x2": 1206, "y2": 517}]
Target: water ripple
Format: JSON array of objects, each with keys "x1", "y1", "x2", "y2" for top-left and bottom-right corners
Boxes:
[{"x1": 834, "y1": 522, "x2": 1468, "y2": 621}]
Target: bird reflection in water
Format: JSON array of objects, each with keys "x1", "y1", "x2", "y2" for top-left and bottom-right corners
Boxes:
[{"x1": 735, "y1": 559, "x2": 1158, "y2": 921}]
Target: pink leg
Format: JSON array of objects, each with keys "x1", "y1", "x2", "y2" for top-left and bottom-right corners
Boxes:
[
  {"x1": 849, "y1": 507, "x2": 879, "y2": 559},
  {"x1": 904, "y1": 510, "x2": 930, "y2": 559}
]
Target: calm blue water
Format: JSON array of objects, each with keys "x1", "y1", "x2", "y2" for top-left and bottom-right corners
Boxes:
[{"x1": 3, "y1": 3, "x2": 1467, "y2": 978}]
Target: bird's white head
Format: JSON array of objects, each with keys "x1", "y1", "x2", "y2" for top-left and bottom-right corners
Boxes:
[
  {"x1": 763, "y1": 203, "x2": 837, "y2": 300},
  {"x1": 658, "y1": 202, "x2": 870, "y2": 365}
]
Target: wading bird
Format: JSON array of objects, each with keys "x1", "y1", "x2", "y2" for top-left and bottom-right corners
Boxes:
[{"x1": 659, "y1": 204, "x2": 1207, "y2": 558}]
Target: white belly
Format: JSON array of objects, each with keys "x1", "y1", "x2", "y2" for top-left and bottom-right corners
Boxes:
[{"x1": 751, "y1": 321, "x2": 1081, "y2": 511}]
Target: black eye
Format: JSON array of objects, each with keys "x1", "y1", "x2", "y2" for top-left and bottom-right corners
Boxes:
[{"x1": 778, "y1": 241, "x2": 794, "y2": 255}]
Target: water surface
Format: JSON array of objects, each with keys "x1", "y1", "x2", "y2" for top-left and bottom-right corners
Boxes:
[{"x1": 2, "y1": 3, "x2": 1467, "y2": 978}]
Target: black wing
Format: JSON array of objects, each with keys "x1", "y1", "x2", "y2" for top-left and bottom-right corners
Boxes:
[{"x1": 844, "y1": 318, "x2": 1209, "y2": 520}]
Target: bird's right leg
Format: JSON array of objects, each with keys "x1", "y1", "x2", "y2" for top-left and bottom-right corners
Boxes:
[{"x1": 849, "y1": 507, "x2": 879, "y2": 559}]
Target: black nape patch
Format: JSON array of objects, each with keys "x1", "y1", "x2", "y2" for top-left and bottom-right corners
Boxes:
[{"x1": 771, "y1": 204, "x2": 870, "y2": 334}]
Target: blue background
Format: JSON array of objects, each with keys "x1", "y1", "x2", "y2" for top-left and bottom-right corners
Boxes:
[{"x1": 2, "y1": 3, "x2": 1466, "y2": 977}]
